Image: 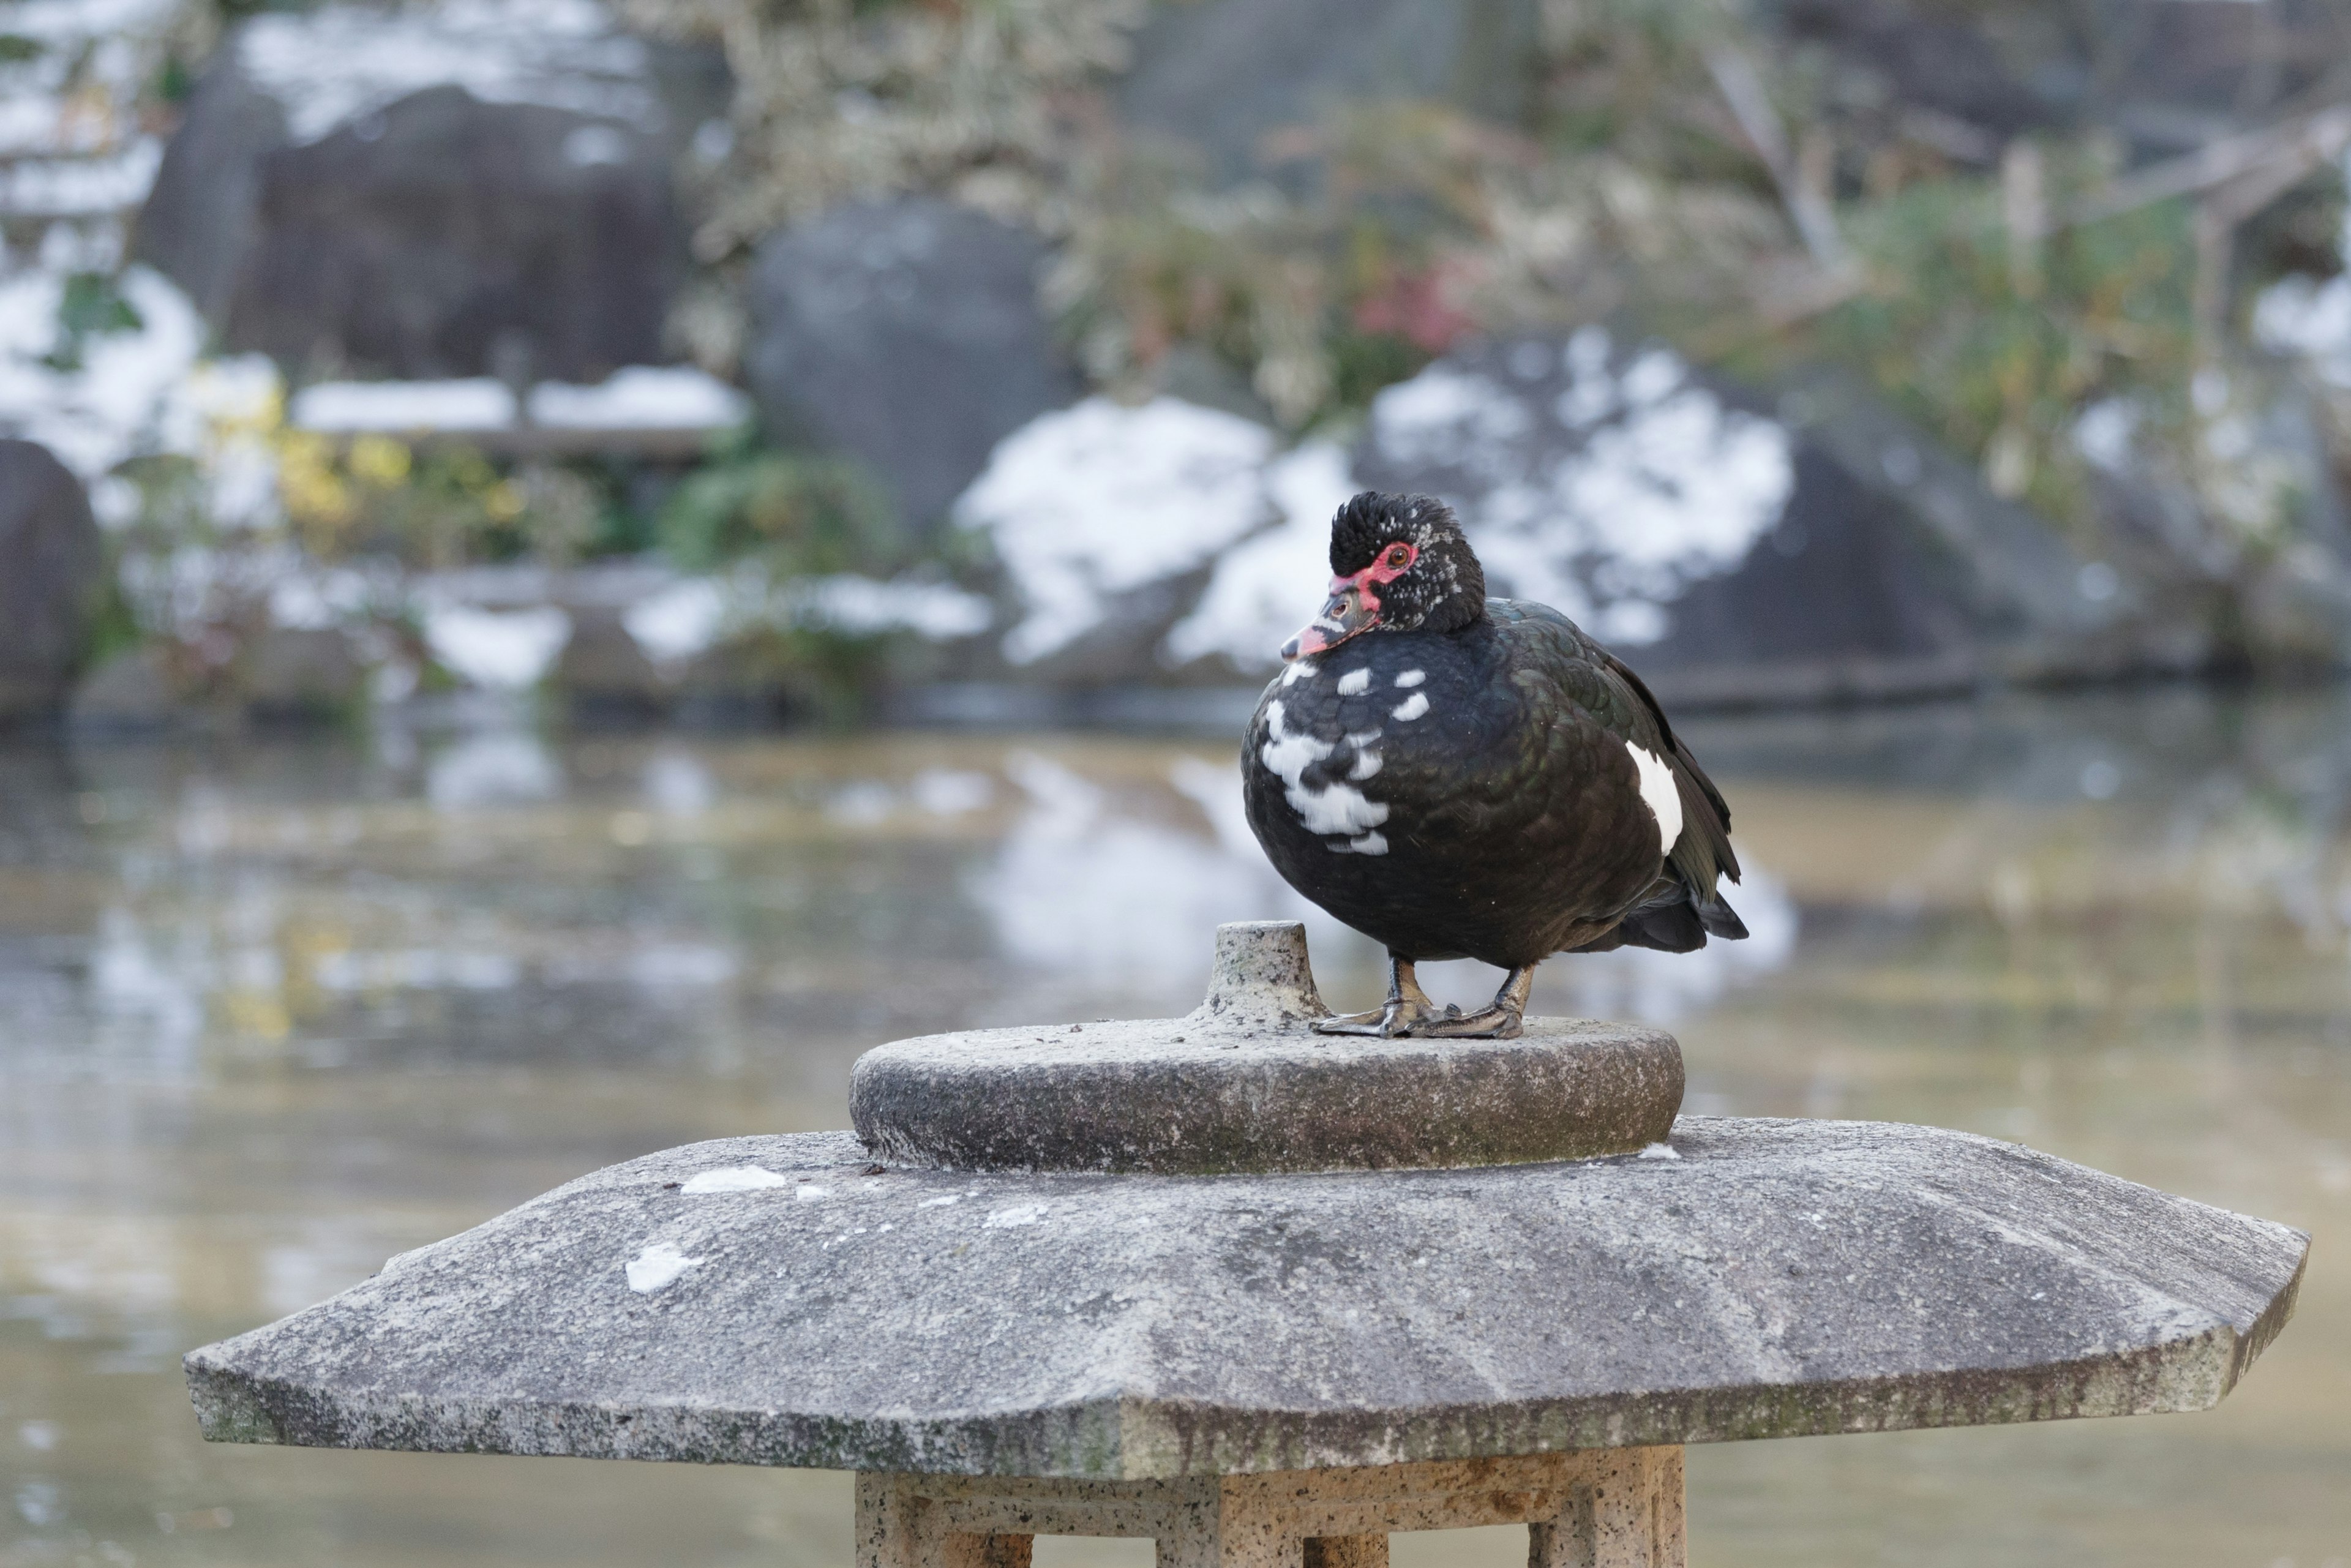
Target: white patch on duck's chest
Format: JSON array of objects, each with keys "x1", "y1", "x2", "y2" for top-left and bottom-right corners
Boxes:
[
  {"x1": 1259, "y1": 699, "x2": 1390, "y2": 852},
  {"x1": 1336, "y1": 668, "x2": 1370, "y2": 695},
  {"x1": 1391, "y1": 691, "x2": 1430, "y2": 722},
  {"x1": 1625, "y1": 743, "x2": 1684, "y2": 853}
]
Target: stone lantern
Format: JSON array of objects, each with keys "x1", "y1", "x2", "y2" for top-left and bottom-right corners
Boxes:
[{"x1": 186, "y1": 923, "x2": 2308, "y2": 1567}]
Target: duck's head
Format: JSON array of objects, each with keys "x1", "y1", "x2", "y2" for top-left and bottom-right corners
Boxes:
[{"x1": 1280, "y1": 491, "x2": 1486, "y2": 662}]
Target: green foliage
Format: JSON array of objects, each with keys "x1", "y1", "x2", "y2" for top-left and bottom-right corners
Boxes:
[
  {"x1": 42, "y1": 274, "x2": 144, "y2": 372},
  {"x1": 1780, "y1": 168, "x2": 2197, "y2": 530},
  {"x1": 654, "y1": 443, "x2": 902, "y2": 576}
]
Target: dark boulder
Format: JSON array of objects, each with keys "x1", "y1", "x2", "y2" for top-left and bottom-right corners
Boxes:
[
  {"x1": 1116, "y1": 0, "x2": 1543, "y2": 180},
  {"x1": 0, "y1": 441, "x2": 106, "y2": 724},
  {"x1": 137, "y1": 30, "x2": 713, "y2": 383},
  {"x1": 228, "y1": 86, "x2": 681, "y2": 381},
  {"x1": 1348, "y1": 332, "x2": 2123, "y2": 705},
  {"x1": 745, "y1": 197, "x2": 1082, "y2": 535}
]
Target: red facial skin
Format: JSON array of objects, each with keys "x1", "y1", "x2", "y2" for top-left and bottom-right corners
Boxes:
[{"x1": 1280, "y1": 541, "x2": 1419, "y2": 661}]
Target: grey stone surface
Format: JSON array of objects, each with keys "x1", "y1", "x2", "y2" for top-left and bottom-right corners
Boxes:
[
  {"x1": 238, "y1": 626, "x2": 364, "y2": 722},
  {"x1": 746, "y1": 198, "x2": 1081, "y2": 533},
  {"x1": 853, "y1": 922, "x2": 1682, "y2": 1174},
  {"x1": 0, "y1": 440, "x2": 104, "y2": 723},
  {"x1": 70, "y1": 646, "x2": 181, "y2": 732},
  {"x1": 186, "y1": 1114, "x2": 2305, "y2": 1479},
  {"x1": 1117, "y1": 0, "x2": 1542, "y2": 182}
]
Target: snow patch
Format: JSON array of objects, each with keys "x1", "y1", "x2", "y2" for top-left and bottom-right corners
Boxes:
[
  {"x1": 291, "y1": 378, "x2": 515, "y2": 433},
  {"x1": 681, "y1": 1166, "x2": 789, "y2": 1194},
  {"x1": 1637, "y1": 1142, "x2": 1680, "y2": 1161},
  {"x1": 956, "y1": 397, "x2": 1277, "y2": 663},
  {"x1": 623, "y1": 578, "x2": 727, "y2": 667},
  {"x1": 0, "y1": 266, "x2": 211, "y2": 479},
  {"x1": 624, "y1": 1241, "x2": 699, "y2": 1293},
  {"x1": 1163, "y1": 440, "x2": 1358, "y2": 667},
  {"x1": 781, "y1": 574, "x2": 992, "y2": 640},
  {"x1": 527, "y1": 367, "x2": 748, "y2": 430},
  {"x1": 422, "y1": 604, "x2": 572, "y2": 690},
  {"x1": 1363, "y1": 332, "x2": 1793, "y2": 643},
  {"x1": 983, "y1": 1204, "x2": 1048, "y2": 1229},
  {"x1": 238, "y1": 0, "x2": 658, "y2": 146}
]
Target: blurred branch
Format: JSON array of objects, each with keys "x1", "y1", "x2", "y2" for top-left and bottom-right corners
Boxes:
[
  {"x1": 1704, "y1": 43, "x2": 1850, "y2": 275},
  {"x1": 2066, "y1": 102, "x2": 2351, "y2": 227}
]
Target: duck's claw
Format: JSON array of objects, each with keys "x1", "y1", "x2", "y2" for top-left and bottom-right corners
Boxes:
[
  {"x1": 1414, "y1": 964, "x2": 1537, "y2": 1040},
  {"x1": 1417, "y1": 1004, "x2": 1525, "y2": 1039},
  {"x1": 1313, "y1": 997, "x2": 1449, "y2": 1037}
]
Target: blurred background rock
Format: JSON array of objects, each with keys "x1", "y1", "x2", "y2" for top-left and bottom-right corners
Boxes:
[{"x1": 9, "y1": 0, "x2": 2351, "y2": 727}]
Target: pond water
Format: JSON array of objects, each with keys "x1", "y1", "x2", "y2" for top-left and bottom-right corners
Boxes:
[{"x1": 1, "y1": 689, "x2": 2346, "y2": 1568}]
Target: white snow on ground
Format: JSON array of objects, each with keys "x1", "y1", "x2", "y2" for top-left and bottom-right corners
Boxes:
[
  {"x1": 623, "y1": 577, "x2": 729, "y2": 668},
  {"x1": 421, "y1": 603, "x2": 572, "y2": 691},
  {"x1": 1365, "y1": 328, "x2": 1795, "y2": 645},
  {"x1": 954, "y1": 397, "x2": 1277, "y2": 664},
  {"x1": 2256, "y1": 271, "x2": 2351, "y2": 387},
  {"x1": 291, "y1": 378, "x2": 516, "y2": 433},
  {"x1": 1164, "y1": 440, "x2": 1357, "y2": 667},
  {"x1": 2252, "y1": 150, "x2": 2351, "y2": 387},
  {"x1": 0, "y1": 265, "x2": 239, "y2": 481},
  {"x1": 527, "y1": 367, "x2": 749, "y2": 430},
  {"x1": 620, "y1": 569, "x2": 990, "y2": 670},
  {"x1": 238, "y1": 0, "x2": 658, "y2": 144},
  {"x1": 781, "y1": 574, "x2": 993, "y2": 640},
  {"x1": 0, "y1": 141, "x2": 162, "y2": 217}
]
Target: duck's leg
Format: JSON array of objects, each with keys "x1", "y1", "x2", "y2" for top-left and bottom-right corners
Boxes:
[
  {"x1": 1314, "y1": 953, "x2": 1449, "y2": 1036},
  {"x1": 1421, "y1": 965, "x2": 1535, "y2": 1039}
]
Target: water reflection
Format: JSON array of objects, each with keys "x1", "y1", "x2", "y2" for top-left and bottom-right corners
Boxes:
[{"x1": 0, "y1": 689, "x2": 2347, "y2": 1568}]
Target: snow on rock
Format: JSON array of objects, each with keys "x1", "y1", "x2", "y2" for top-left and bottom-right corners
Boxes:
[
  {"x1": 527, "y1": 367, "x2": 749, "y2": 431},
  {"x1": 291, "y1": 379, "x2": 516, "y2": 433},
  {"x1": 623, "y1": 577, "x2": 729, "y2": 669},
  {"x1": 1355, "y1": 328, "x2": 1795, "y2": 645},
  {"x1": 955, "y1": 397, "x2": 1278, "y2": 664},
  {"x1": 0, "y1": 265, "x2": 216, "y2": 480},
  {"x1": 2252, "y1": 151, "x2": 2351, "y2": 388},
  {"x1": 236, "y1": 0, "x2": 658, "y2": 146},
  {"x1": 0, "y1": 141, "x2": 163, "y2": 217},
  {"x1": 422, "y1": 603, "x2": 572, "y2": 691},
  {"x1": 1164, "y1": 440, "x2": 1359, "y2": 668},
  {"x1": 780, "y1": 575, "x2": 992, "y2": 640}
]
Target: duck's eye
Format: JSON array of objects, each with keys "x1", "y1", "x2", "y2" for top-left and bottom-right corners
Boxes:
[{"x1": 1384, "y1": 545, "x2": 1410, "y2": 568}]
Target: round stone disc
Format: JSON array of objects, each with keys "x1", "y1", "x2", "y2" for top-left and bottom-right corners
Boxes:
[{"x1": 850, "y1": 922, "x2": 1683, "y2": 1174}]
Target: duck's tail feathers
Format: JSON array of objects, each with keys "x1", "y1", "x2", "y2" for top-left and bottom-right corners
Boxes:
[{"x1": 1585, "y1": 879, "x2": 1748, "y2": 955}]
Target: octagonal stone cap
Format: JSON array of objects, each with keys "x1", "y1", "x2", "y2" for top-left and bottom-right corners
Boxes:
[
  {"x1": 851, "y1": 921, "x2": 1684, "y2": 1173},
  {"x1": 186, "y1": 1117, "x2": 2307, "y2": 1480}
]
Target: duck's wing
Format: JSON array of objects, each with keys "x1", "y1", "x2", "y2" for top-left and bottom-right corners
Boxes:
[
  {"x1": 1492, "y1": 599, "x2": 1745, "y2": 947},
  {"x1": 1594, "y1": 647, "x2": 1742, "y2": 896}
]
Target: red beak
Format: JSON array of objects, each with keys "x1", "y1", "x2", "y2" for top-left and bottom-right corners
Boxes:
[{"x1": 1280, "y1": 580, "x2": 1381, "y2": 662}]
